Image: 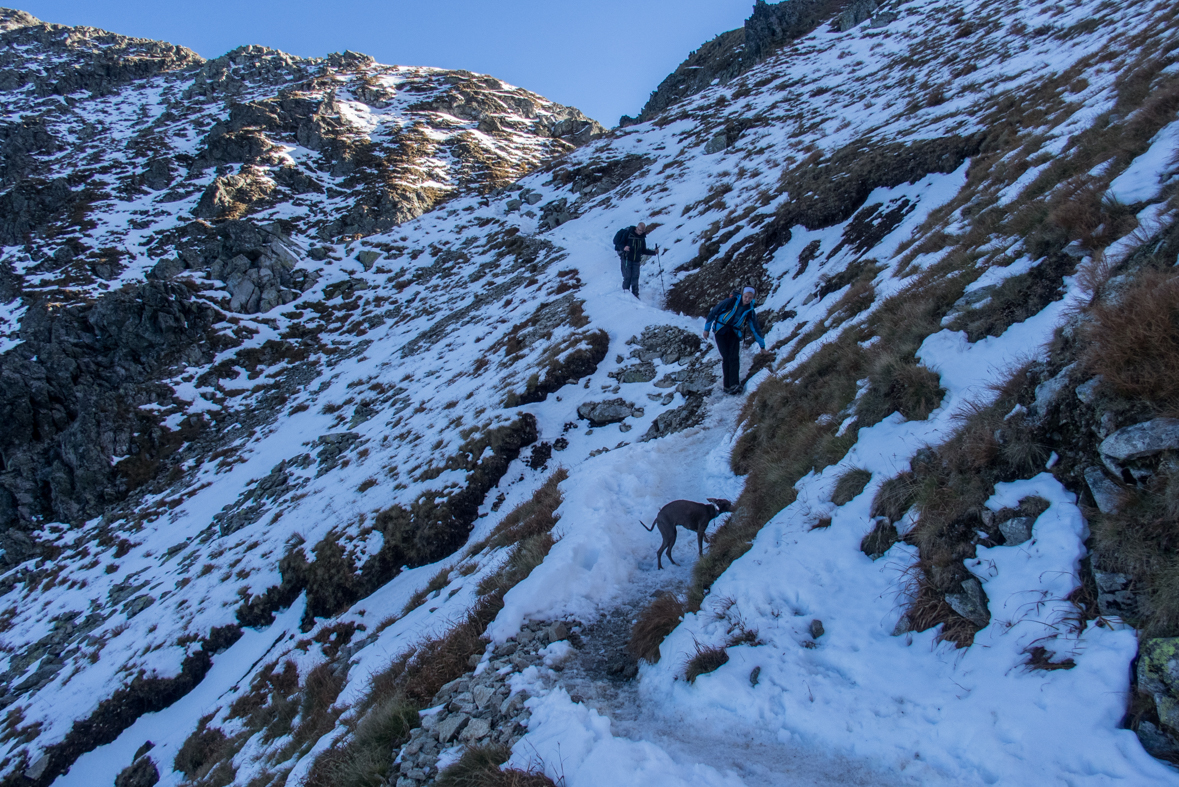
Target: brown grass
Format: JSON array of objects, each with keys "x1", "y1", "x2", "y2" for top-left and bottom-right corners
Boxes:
[
  {"x1": 435, "y1": 744, "x2": 557, "y2": 787},
  {"x1": 301, "y1": 469, "x2": 567, "y2": 787},
  {"x1": 684, "y1": 642, "x2": 730, "y2": 683},
  {"x1": 1085, "y1": 270, "x2": 1179, "y2": 409},
  {"x1": 628, "y1": 593, "x2": 685, "y2": 663},
  {"x1": 831, "y1": 467, "x2": 873, "y2": 506}
]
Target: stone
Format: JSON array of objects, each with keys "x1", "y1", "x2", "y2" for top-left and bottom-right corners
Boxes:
[
  {"x1": 945, "y1": 577, "x2": 990, "y2": 627},
  {"x1": 838, "y1": 0, "x2": 879, "y2": 31},
  {"x1": 114, "y1": 756, "x2": 159, "y2": 787},
  {"x1": 523, "y1": 192, "x2": 542, "y2": 205},
  {"x1": 1101, "y1": 418, "x2": 1179, "y2": 463},
  {"x1": 1084, "y1": 467, "x2": 1123, "y2": 515},
  {"x1": 1137, "y1": 721, "x2": 1179, "y2": 759},
  {"x1": 460, "y1": 717, "x2": 492, "y2": 742},
  {"x1": 611, "y1": 362, "x2": 656, "y2": 384},
  {"x1": 436, "y1": 713, "x2": 470, "y2": 744},
  {"x1": 472, "y1": 684, "x2": 495, "y2": 710},
  {"x1": 576, "y1": 398, "x2": 635, "y2": 427},
  {"x1": 1075, "y1": 377, "x2": 1102, "y2": 405},
  {"x1": 356, "y1": 250, "x2": 380, "y2": 270},
  {"x1": 749, "y1": 666, "x2": 761, "y2": 686},
  {"x1": 24, "y1": 755, "x2": 50, "y2": 781},
  {"x1": 1139, "y1": 638, "x2": 1179, "y2": 736},
  {"x1": 1094, "y1": 570, "x2": 1137, "y2": 618},
  {"x1": 505, "y1": 198, "x2": 522, "y2": 211},
  {"x1": 809, "y1": 619, "x2": 824, "y2": 639},
  {"x1": 998, "y1": 516, "x2": 1034, "y2": 546},
  {"x1": 704, "y1": 131, "x2": 729, "y2": 154},
  {"x1": 308, "y1": 246, "x2": 329, "y2": 261},
  {"x1": 547, "y1": 621, "x2": 569, "y2": 643}
]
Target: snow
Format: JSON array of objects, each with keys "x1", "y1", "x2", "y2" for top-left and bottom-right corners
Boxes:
[
  {"x1": 1108, "y1": 119, "x2": 1179, "y2": 204},
  {"x1": 0, "y1": 0, "x2": 1174, "y2": 783}
]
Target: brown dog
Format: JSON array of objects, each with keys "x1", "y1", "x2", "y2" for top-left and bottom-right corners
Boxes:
[{"x1": 640, "y1": 498, "x2": 732, "y2": 569}]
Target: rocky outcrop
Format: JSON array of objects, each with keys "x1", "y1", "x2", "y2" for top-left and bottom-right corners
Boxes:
[
  {"x1": 631, "y1": 0, "x2": 846, "y2": 123},
  {"x1": 392, "y1": 620, "x2": 574, "y2": 786},
  {"x1": 0, "y1": 280, "x2": 219, "y2": 531}
]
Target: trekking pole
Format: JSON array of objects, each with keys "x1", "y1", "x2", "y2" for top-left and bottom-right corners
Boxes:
[{"x1": 656, "y1": 247, "x2": 667, "y2": 298}]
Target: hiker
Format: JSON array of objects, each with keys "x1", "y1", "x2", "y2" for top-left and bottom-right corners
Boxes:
[
  {"x1": 703, "y1": 286, "x2": 765, "y2": 394},
  {"x1": 612, "y1": 222, "x2": 658, "y2": 297}
]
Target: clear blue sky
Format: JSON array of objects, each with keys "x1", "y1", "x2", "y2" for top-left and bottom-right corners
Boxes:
[{"x1": 17, "y1": 1, "x2": 756, "y2": 125}]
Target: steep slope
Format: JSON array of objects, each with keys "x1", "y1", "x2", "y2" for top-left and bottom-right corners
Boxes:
[
  {"x1": 2, "y1": 0, "x2": 1179, "y2": 786},
  {"x1": 0, "y1": 7, "x2": 602, "y2": 549}
]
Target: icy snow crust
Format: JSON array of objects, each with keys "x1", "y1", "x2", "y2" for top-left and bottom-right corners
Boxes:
[{"x1": 0, "y1": 0, "x2": 1176, "y2": 784}]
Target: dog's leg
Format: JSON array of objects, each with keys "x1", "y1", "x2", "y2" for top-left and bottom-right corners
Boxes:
[
  {"x1": 697, "y1": 525, "x2": 706, "y2": 557},
  {"x1": 666, "y1": 527, "x2": 679, "y2": 566}
]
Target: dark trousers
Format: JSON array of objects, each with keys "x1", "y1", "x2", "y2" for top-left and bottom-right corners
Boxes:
[
  {"x1": 620, "y1": 254, "x2": 640, "y2": 295},
  {"x1": 715, "y1": 327, "x2": 740, "y2": 390}
]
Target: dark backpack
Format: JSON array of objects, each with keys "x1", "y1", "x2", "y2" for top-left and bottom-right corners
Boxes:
[{"x1": 613, "y1": 227, "x2": 633, "y2": 252}]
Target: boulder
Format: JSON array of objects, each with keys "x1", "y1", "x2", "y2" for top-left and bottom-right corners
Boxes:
[
  {"x1": 1100, "y1": 418, "x2": 1179, "y2": 464},
  {"x1": 577, "y1": 398, "x2": 635, "y2": 426},
  {"x1": 1084, "y1": 467, "x2": 1123, "y2": 515},
  {"x1": 838, "y1": 0, "x2": 879, "y2": 31},
  {"x1": 1094, "y1": 570, "x2": 1137, "y2": 618},
  {"x1": 1139, "y1": 638, "x2": 1179, "y2": 736},
  {"x1": 436, "y1": 713, "x2": 470, "y2": 744},
  {"x1": 945, "y1": 577, "x2": 990, "y2": 627},
  {"x1": 998, "y1": 516, "x2": 1034, "y2": 545},
  {"x1": 355, "y1": 250, "x2": 381, "y2": 270}
]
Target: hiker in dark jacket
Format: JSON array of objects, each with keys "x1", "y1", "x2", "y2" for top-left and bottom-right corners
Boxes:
[
  {"x1": 704, "y1": 286, "x2": 766, "y2": 394},
  {"x1": 612, "y1": 222, "x2": 658, "y2": 297}
]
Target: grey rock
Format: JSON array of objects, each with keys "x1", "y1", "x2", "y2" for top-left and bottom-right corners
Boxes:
[
  {"x1": 704, "y1": 131, "x2": 729, "y2": 154},
  {"x1": 523, "y1": 192, "x2": 542, "y2": 205},
  {"x1": 611, "y1": 362, "x2": 656, "y2": 384},
  {"x1": 356, "y1": 250, "x2": 381, "y2": 270},
  {"x1": 472, "y1": 684, "x2": 495, "y2": 710},
  {"x1": 945, "y1": 577, "x2": 990, "y2": 627},
  {"x1": 1030, "y1": 363, "x2": 1075, "y2": 424},
  {"x1": 1075, "y1": 377, "x2": 1103, "y2": 405},
  {"x1": 1138, "y1": 638, "x2": 1179, "y2": 736},
  {"x1": 749, "y1": 666, "x2": 761, "y2": 686},
  {"x1": 999, "y1": 517, "x2": 1034, "y2": 546},
  {"x1": 1084, "y1": 467, "x2": 1123, "y2": 515},
  {"x1": 1137, "y1": 721, "x2": 1179, "y2": 759},
  {"x1": 892, "y1": 614, "x2": 913, "y2": 636},
  {"x1": 436, "y1": 713, "x2": 470, "y2": 744},
  {"x1": 23, "y1": 755, "x2": 50, "y2": 781},
  {"x1": 641, "y1": 396, "x2": 706, "y2": 441},
  {"x1": 1094, "y1": 570, "x2": 1136, "y2": 618},
  {"x1": 809, "y1": 619, "x2": 825, "y2": 639},
  {"x1": 1101, "y1": 418, "x2": 1179, "y2": 463},
  {"x1": 577, "y1": 398, "x2": 635, "y2": 426},
  {"x1": 114, "y1": 756, "x2": 159, "y2": 787},
  {"x1": 838, "y1": 0, "x2": 879, "y2": 31},
  {"x1": 460, "y1": 717, "x2": 492, "y2": 741},
  {"x1": 547, "y1": 621, "x2": 569, "y2": 643},
  {"x1": 505, "y1": 198, "x2": 522, "y2": 211}
]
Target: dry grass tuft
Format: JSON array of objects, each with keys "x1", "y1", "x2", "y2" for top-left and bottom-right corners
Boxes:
[
  {"x1": 628, "y1": 593, "x2": 686, "y2": 663},
  {"x1": 831, "y1": 467, "x2": 873, "y2": 506},
  {"x1": 1085, "y1": 270, "x2": 1179, "y2": 408},
  {"x1": 684, "y1": 642, "x2": 730, "y2": 683},
  {"x1": 435, "y1": 744, "x2": 557, "y2": 787}
]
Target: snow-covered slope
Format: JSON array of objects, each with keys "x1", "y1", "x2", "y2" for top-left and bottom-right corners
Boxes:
[{"x1": 3, "y1": 0, "x2": 1179, "y2": 785}]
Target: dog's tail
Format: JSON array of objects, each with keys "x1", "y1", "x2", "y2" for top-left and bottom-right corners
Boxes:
[{"x1": 638, "y1": 519, "x2": 655, "y2": 532}]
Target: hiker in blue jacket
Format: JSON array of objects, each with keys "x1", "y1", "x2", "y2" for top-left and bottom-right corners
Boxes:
[{"x1": 704, "y1": 286, "x2": 765, "y2": 394}]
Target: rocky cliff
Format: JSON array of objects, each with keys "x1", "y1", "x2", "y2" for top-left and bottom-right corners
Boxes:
[{"x1": 0, "y1": 8, "x2": 603, "y2": 539}]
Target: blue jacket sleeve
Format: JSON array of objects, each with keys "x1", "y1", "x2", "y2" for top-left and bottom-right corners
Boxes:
[{"x1": 747, "y1": 309, "x2": 766, "y2": 349}]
